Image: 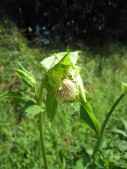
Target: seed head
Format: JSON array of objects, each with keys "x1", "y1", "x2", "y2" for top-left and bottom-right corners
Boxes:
[{"x1": 56, "y1": 79, "x2": 79, "y2": 101}]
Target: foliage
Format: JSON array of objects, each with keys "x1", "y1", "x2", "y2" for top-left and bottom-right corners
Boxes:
[{"x1": 0, "y1": 21, "x2": 127, "y2": 168}]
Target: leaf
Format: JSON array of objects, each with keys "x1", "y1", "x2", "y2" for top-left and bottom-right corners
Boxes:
[
  {"x1": 25, "y1": 105, "x2": 42, "y2": 118},
  {"x1": 45, "y1": 87, "x2": 58, "y2": 122},
  {"x1": 41, "y1": 52, "x2": 67, "y2": 71},
  {"x1": 69, "y1": 51, "x2": 80, "y2": 66},
  {"x1": 40, "y1": 51, "x2": 79, "y2": 71},
  {"x1": 80, "y1": 98, "x2": 100, "y2": 136},
  {"x1": 15, "y1": 62, "x2": 36, "y2": 89},
  {"x1": 23, "y1": 99, "x2": 36, "y2": 111},
  {"x1": 76, "y1": 74, "x2": 86, "y2": 102},
  {"x1": 0, "y1": 91, "x2": 36, "y2": 108},
  {"x1": 122, "y1": 82, "x2": 127, "y2": 94}
]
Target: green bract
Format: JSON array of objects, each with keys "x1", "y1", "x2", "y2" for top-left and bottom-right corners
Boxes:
[
  {"x1": 41, "y1": 51, "x2": 100, "y2": 135},
  {"x1": 41, "y1": 51, "x2": 86, "y2": 101}
]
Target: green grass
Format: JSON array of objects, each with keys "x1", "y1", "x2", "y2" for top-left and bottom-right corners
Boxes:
[{"x1": 0, "y1": 20, "x2": 127, "y2": 169}]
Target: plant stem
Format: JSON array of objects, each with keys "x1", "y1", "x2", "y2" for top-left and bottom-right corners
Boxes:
[
  {"x1": 92, "y1": 93, "x2": 125, "y2": 159},
  {"x1": 38, "y1": 79, "x2": 48, "y2": 169},
  {"x1": 39, "y1": 112, "x2": 48, "y2": 169}
]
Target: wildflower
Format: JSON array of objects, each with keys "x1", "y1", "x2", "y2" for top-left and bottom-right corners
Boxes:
[
  {"x1": 56, "y1": 78, "x2": 79, "y2": 101},
  {"x1": 41, "y1": 51, "x2": 86, "y2": 102}
]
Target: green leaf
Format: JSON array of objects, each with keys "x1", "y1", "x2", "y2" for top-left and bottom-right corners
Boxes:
[
  {"x1": 41, "y1": 52, "x2": 66, "y2": 71},
  {"x1": 0, "y1": 91, "x2": 26, "y2": 101},
  {"x1": 46, "y1": 87, "x2": 58, "y2": 122},
  {"x1": 15, "y1": 62, "x2": 36, "y2": 89},
  {"x1": 122, "y1": 82, "x2": 127, "y2": 94},
  {"x1": 22, "y1": 99, "x2": 36, "y2": 110},
  {"x1": 0, "y1": 91, "x2": 36, "y2": 107},
  {"x1": 59, "y1": 51, "x2": 72, "y2": 66},
  {"x1": 25, "y1": 105, "x2": 42, "y2": 118},
  {"x1": 41, "y1": 51, "x2": 79, "y2": 71},
  {"x1": 80, "y1": 98, "x2": 100, "y2": 136}
]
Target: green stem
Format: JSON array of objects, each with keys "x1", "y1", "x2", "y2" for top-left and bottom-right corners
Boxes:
[
  {"x1": 39, "y1": 112, "x2": 48, "y2": 169},
  {"x1": 38, "y1": 80, "x2": 48, "y2": 169},
  {"x1": 92, "y1": 93, "x2": 125, "y2": 159}
]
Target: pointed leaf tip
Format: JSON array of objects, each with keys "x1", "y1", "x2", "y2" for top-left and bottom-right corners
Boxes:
[
  {"x1": 15, "y1": 63, "x2": 36, "y2": 89},
  {"x1": 80, "y1": 98, "x2": 100, "y2": 136}
]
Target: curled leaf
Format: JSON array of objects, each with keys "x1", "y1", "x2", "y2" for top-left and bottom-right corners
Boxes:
[{"x1": 15, "y1": 62, "x2": 36, "y2": 89}]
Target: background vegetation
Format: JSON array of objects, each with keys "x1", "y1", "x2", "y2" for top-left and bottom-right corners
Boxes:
[
  {"x1": 0, "y1": 20, "x2": 127, "y2": 169},
  {"x1": 0, "y1": 1, "x2": 127, "y2": 168}
]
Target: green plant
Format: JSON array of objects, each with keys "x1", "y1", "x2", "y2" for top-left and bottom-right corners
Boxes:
[{"x1": 0, "y1": 50, "x2": 127, "y2": 169}]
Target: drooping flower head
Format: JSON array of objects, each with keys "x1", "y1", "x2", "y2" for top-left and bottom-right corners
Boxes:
[
  {"x1": 41, "y1": 51, "x2": 86, "y2": 102},
  {"x1": 40, "y1": 51, "x2": 100, "y2": 135}
]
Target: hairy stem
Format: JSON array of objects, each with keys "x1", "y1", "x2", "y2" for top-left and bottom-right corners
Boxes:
[{"x1": 92, "y1": 93, "x2": 125, "y2": 159}]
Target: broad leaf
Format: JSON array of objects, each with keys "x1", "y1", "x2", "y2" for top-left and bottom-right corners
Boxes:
[
  {"x1": 80, "y1": 98, "x2": 100, "y2": 136},
  {"x1": 46, "y1": 87, "x2": 58, "y2": 122},
  {"x1": 25, "y1": 105, "x2": 42, "y2": 118}
]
